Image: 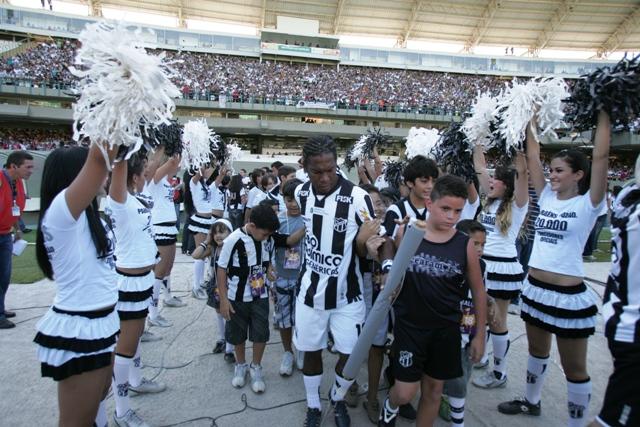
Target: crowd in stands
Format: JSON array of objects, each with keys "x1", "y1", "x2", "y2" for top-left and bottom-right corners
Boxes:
[{"x1": 0, "y1": 128, "x2": 72, "y2": 150}]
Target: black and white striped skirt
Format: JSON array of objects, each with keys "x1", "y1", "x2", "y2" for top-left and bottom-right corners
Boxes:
[
  {"x1": 521, "y1": 275, "x2": 598, "y2": 338},
  {"x1": 116, "y1": 269, "x2": 154, "y2": 320},
  {"x1": 482, "y1": 255, "x2": 526, "y2": 300},
  {"x1": 34, "y1": 305, "x2": 119, "y2": 381},
  {"x1": 188, "y1": 213, "x2": 213, "y2": 234},
  {"x1": 153, "y1": 221, "x2": 178, "y2": 246}
]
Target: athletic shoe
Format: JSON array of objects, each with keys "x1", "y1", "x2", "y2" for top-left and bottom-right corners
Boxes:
[
  {"x1": 363, "y1": 399, "x2": 380, "y2": 424},
  {"x1": 113, "y1": 409, "x2": 150, "y2": 427},
  {"x1": 213, "y1": 339, "x2": 225, "y2": 354},
  {"x1": 438, "y1": 395, "x2": 451, "y2": 422},
  {"x1": 232, "y1": 363, "x2": 248, "y2": 388},
  {"x1": 4, "y1": 310, "x2": 15, "y2": 318},
  {"x1": 129, "y1": 378, "x2": 166, "y2": 394},
  {"x1": 472, "y1": 371, "x2": 507, "y2": 389},
  {"x1": 473, "y1": 358, "x2": 489, "y2": 369},
  {"x1": 0, "y1": 318, "x2": 15, "y2": 329},
  {"x1": 250, "y1": 364, "x2": 266, "y2": 393},
  {"x1": 140, "y1": 330, "x2": 162, "y2": 342},
  {"x1": 398, "y1": 403, "x2": 416, "y2": 421},
  {"x1": 498, "y1": 397, "x2": 541, "y2": 416},
  {"x1": 329, "y1": 393, "x2": 350, "y2": 427},
  {"x1": 378, "y1": 398, "x2": 398, "y2": 427},
  {"x1": 279, "y1": 351, "x2": 294, "y2": 376},
  {"x1": 304, "y1": 407, "x2": 322, "y2": 427},
  {"x1": 164, "y1": 296, "x2": 186, "y2": 307},
  {"x1": 345, "y1": 381, "x2": 359, "y2": 408},
  {"x1": 224, "y1": 352, "x2": 236, "y2": 364},
  {"x1": 148, "y1": 314, "x2": 172, "y2": 328},
  {"x1": 295, "y1": 349, "x2": 304, "y2": 370},
  {"x1": 192, "y1": 288, "x2": 207, "y2": 300}
]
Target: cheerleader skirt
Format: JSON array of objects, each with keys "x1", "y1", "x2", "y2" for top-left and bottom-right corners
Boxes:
[
  {"x1": 116, "y1": 269, "x2": 154, "y2": 320},
  {"x1": 188, "y1": 213, "x2": 213, "y2": 234},
  {"x1": 153, "y1": 221, "x2": 178, "y2": 246},
  {"x1": 482, "y1": 255, "x2": 526, "y2": 300}
]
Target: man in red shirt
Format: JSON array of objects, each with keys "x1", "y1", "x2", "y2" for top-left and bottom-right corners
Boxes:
[{"x1": 1, "y1": 150, "x2": 34, "y2": 329}]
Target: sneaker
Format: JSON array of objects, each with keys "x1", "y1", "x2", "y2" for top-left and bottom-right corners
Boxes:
[
  {"x1": 224, "y1": 352, "x2": 236, "y2": 364},
  {"x1": 473, "y1": 358, "x2": 489, "y2": 369},
  {"x1": 232, "y1": 363, "x2": 248, "y2": 388},
  {"x1": 438, "y1": 395, "x2": 451, "y2": 422},
  {"x1": 129, "y1": 377, "x2": 166, "y2": 394},
  {"x1": 164, "y1": 296, "x2": 186, "y2": 307},
  {"x1": 148, "y1": 314, "x2": 172, "y2": 328},
  {"x1": 304, "y1": 407, "x2": 322, "y2": 427},
  {"x1": 329, "y1": 393, "x2": 350, "y2": 427},
  {"x1": 398, "y1": 403, "x2": 416, "y2": 421},
  {"x1": 498, "y1": 397, "x2": 541, "y2": 416},
  {"x1": 472, "y1": 370, "x2": 507, "y2": 389},
  {"x1": 345, "y1": 381, "x2": 359, "y2": 408},
  {"x1": 378, "y1": 398, "x2": 398, "y2": 427},
  {"x1": 4, "y1": 310, "x2": 16, "y2": 318},
  {"x1": 295, "y1": 349, "x2": 304, "y2": 370},
  {"x1": 213, "y1": 339, "x2": 225, "y2": 354},
  {"x1": 192, "y1": 288, "x2": 207, "y2": 300},
  {"x1": 113, "y1": 409, "x2": 150, "y2": 427},
  {"x1": 363, "y1": 399, "x2": 380, "y2": 424},
  {"x1": 279, "y1": 351, "x2": 294, "y2": 376},
  {"x1": 0, "y1": 318, "x2": 15, "y2": 329},
  {"x1": 250, "y1": 364, "x2": 266, "y2": 393},
  {"x1": 140, "y1": 330, "x2": 162, "y2": 342}
]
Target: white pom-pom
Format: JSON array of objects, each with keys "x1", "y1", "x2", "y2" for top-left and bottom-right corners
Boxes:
[
  {"x1": 405, "y1": 127, "x2": 439, "y2": 159},
  {"x1": 463, "y1": 92, "x2": 498, "y2": 150},
  {"x1": 349, "y1": 135, "x2": 369, "y2": 164},
  {"x1": 535, "y1": 77, "x2": 569, "y2": 138},
  {"x1": 71, "y1": 22, "x2": 179, "y2": 158},
  {"x1": 495, "y1": 79, "x2": 537, "y2": 153},
  {"x1": 181, "y1": 119, "x2": 217, "y2": 170},
  {"x1": 226, "y1": 142, "x2": 242, "y2": 171}
]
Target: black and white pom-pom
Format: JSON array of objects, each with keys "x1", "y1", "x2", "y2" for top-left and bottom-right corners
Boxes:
[
  {"x1": 566, "y1": 54, "x2": 640, "y2": 132},
  {"x1": 70, "y1": 22, "x2": 179, "y2": 163},
  {"x1": 383, "y1": 159, "x2": 407, "y2": 191},
  {"x1": 488, "y1": 110, "x2": 516, "y2": 164},
  {"x1": 405, "y1": 127, "x2": 439, "y2": 159},
  {"x1": 343, "y1": 128, "x2": 389, "y2": 171},
  {"x1": 462, "y1": 92, "x2": 498, "y2": 150},
  {"x1": 181, "y1": 119, "x2": 218, "y2": 171},
  {"x1": 433, "y1": 122, "x2": 476, "y2": 182},
  {"x1": 142, "y1": 120, "x2": 182, "y2": 156}
]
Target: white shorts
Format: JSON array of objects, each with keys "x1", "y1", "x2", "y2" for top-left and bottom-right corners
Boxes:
[{"x1": 294, "y1": 299, "x2": 365, "y2": 354}]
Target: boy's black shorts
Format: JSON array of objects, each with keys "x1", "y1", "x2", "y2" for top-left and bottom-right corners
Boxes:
[
  {"x1": 597, "y1": 340, "x2": 640, "y2": 427},
  {"x1": 391, "y1": 322, "x2": 462, "y2": 382},
  {"x1": 225, "y1": 298, "x2": 270, "y2": 345}
]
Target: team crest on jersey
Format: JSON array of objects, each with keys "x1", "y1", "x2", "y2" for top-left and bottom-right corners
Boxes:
[
  {"x1": 398, "y1": 351, "x2": 413, "y2": 368},
  {"x1": 359, "y1": 208, "x2": 371, "y2": 221},
  {"x1": 334, "y1": 218, "x2": 348, "y2": 232}
]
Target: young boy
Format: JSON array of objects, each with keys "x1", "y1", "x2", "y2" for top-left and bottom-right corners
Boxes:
[
  {"x1": 271, "y1": 178, "x2": 304, "y2": 376},
  {"x1": 379, "y1": 175, "x2": 487, "y2": 427}
]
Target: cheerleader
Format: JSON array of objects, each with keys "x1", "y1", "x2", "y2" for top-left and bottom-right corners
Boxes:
[
  {"x1": 106, "y1": 154, "x2": 165, "y2": 427},
  {"x1": 185, "y1": 165, "x2": 216, "y2": 300},
  {"x1": 471, "y1": 149, "x2": 529, "y2": 389},
  {"x1": 34, "y1": 144, "x2": 118, "y2": 426},
  {"x1": 498, "y1": 112, "x2": 610, "y2": 427},
  {"x1": 146, "y1": 147, "x2": 185, "y2": 330},
  {"x1": 191, "y1": 218, "x2": 235, "y2": 362}
]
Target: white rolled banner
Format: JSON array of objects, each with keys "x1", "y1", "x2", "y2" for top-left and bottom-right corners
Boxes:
[{"x1": 342, "y1": 220, "x2": 426, "y2": 380}]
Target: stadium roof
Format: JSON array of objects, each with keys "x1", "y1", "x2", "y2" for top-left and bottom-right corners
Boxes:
[{"x1": 80, "y1": 0, "x2": 640, "y2": 56}]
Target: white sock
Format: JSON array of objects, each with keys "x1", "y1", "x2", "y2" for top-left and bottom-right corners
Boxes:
[
  {"x1": 303, "y1": 374, "x2": 323, "y2": 409},
  {"x1": 492, "y1": 331, "x2": 510, "y2": 379},
  {"x1": 525, "y1": 354, "x2": 549, "y2": 405},
  {"x1": 216, "y1": 312, "x2": 226, "y2": 341},
  {"x1": 449, "y1": 396, "x2": 465, "y2": 426},
  {"x1": 148, "y1": 278, "x2": 161, "y2": 320},
  {"x1": 94, "y1": 398, "x2": 108, "y2": 427},
  {"x1": 225, "y1": 342, "x2": 234, "y2": 353},
  {"x1": 193, "y1": 260, "x2": 205, "y2": 292},
  {"x1": 567, "y1": 378, "x2": 591, "y2": 427},
  {"x1": 162, "y1": 275, "x2": 173, "y2": 300},
  {"x1": 384, "y1": 396, "x2": 399, "y2": 413},
  {"x1": 480, "y1": 328, "x2": 491, "y2": 364},
  {"x1": 129, "y1": 339, "x2": 143, "y2": 388},
  {"x1": 113, "y1": 354, "x2": 132, "y2": 417},
  {"x1": 330, "y1": 371, "x2": 354, "y2": 402}
]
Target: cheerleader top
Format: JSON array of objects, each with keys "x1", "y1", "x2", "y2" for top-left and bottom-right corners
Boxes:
[
  {"x1": 529, "y1": 183, "x2": 604, "y2": 277},
  {"x1": 147, "y1": 176, "x2": 177, "y2": 224},
  {"x1": 211, "y1": 183, "x2": 226, "y2": 212},
  {"x1": 478, "y1": 199, "x2": 528, "y2": 258},
  {"x1": 459, "y1": 197, "x2": 480, "y2": 222},
  {"x1": 190, "y1": 178, "x2": 214, "y2": 214},
  {"x1": 41, "y1": 189, "x2": 117, "y2": 311},
  {"x1": 105, "y1": 194, "x2": 158, "y2": 269}
]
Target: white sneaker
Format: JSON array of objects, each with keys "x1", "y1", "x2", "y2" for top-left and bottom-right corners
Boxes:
[
  {"x1": 279, "y1": 351, "x2": 294, "y2": 376},
  {"x1": 140, "y1": 330, "x2": 162, "y2": 342},
  {"x1": 113, "y1": 409, "x2": 150, "y2": 427},
  {"x1": 148, "y1": 314, "x2": 172, "y2": 328},
  {"x1": 192, "y1": 288, "x2": 207, "y2": 300},
  {"x1": 250, "y1": 364, "x2": 266, "y2": 393},
  {"x1": 232, "y1": 363, "x2": 248, "y2": 388},
  {"x1": 295, "y1": 349, "x2": 304, "y2": 371},
  {"x1": 164, "y1": 296, "x2": 186, "y2": 307},
  {"x1": 129, "y1": 377, "x2": 166, "y2": 394},
  {"x1": 472, "y1": 370, "x2": 507, "y2": 389}
]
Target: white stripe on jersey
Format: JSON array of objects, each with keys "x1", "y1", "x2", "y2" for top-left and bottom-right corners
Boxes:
[
  {"x1": 383, "y1": 198, "x2": 428, "y2": 239},
  {"x1": 603, "y1": 184, "x2": 640, "y2": 344}
]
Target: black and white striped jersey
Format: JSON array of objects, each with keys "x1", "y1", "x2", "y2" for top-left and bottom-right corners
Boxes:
[
  {"x1": 603, "y1": 183, "x2": 640, "y2": 344},
  {"x1": 295, "y1": 176, "x2": 376, "y2": 310},
  {"x1": 383, "y1": 198, "x2": 428, "y2": 239}
]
